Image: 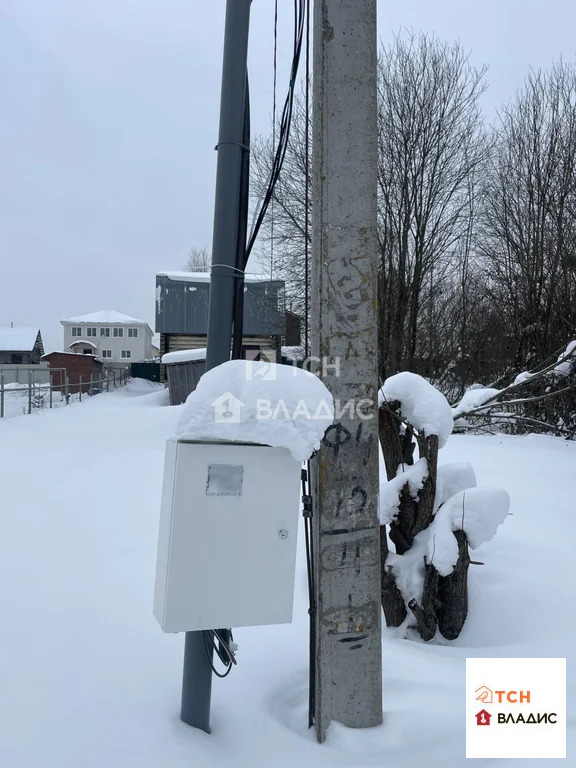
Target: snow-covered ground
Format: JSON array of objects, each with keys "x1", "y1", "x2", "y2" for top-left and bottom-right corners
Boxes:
[{"x1": 0, "y1": 380, "x2": 573, "y2": 767}]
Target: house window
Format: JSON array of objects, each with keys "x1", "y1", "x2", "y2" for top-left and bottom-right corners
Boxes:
[
  {"x1": 100, "y1": 327, "x2": 110, "y2": 337},
  {"x1": 101, "y1": 350, "x2": 112, "y2": 359},
  {"x1": 128, "y1": 328, "x2": 138, "y2": 338},
  {"x1": 71, "y1": 327, "x2": 82, "y2": 337},
  {"x1": 114, "y1": 327, "x2": 124, "y2": 338},
  {"x1": 11, "y1": 353, "x2": 23, "y2": 364},
  {"x1": 121, "y1": 350, "x2": 132, "y2": 359},
  {"x1": 82, "y1": 349, "x2": 92, "y2": 355},
  {"x1": 86, "y1": 327, "x2": 97, "y2": 337}
]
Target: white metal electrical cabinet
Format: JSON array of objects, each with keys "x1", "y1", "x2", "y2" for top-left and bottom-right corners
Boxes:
[{"x1": 154, "y1": 439, "x2": 302, "y2": 633}]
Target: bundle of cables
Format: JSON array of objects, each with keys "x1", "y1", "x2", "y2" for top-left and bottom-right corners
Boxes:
[
  {"x1": 203, "y1": 629, "x2": 238, "y2": 679},
  {"x1": 222, "y1": 0, "x2": 310, "y2": 676},
  {"x1": 232, "y1": 0, "x2": 308, "y2": 359},
  {"x1": 245, "y1": 0, "x2": 307, "y2": 265}
]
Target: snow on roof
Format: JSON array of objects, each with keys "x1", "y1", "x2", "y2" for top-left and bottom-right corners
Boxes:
[
  {"x1": 157, "y1": 271, "x2": 278, "y2": 284},
  {"x1": 69, "y1": 340, "x2": 97, "y2": 348},
  {"x1": 42, "y1": 351, "x2": 99, "y2": 358},
  {"x1": 161, "y1": 348, "x2": 206, "y2": 364},
  {"x1": 62, "y1": 309, "x2": 148, "y2": 325},
  {"x1": 0, "y1": 328, "x2": 39, "y2": 352}
]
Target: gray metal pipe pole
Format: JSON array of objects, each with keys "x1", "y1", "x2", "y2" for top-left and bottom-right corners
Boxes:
[
  {"x1": 181, "y1": 0, "x2": 251, "y2": 734},
  {"x1": 205, "y1": 0, "x2": 251, "y2": 371}
]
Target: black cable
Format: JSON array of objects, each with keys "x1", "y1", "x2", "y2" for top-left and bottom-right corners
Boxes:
[
  {"x1": 245, "y1": 0, "x2": 306, "y2": 264},
  {"x1": 203, "y1": 630, "x2": 231, "y2": 678},
  {"x1": 203, "y1": 629, "x2": 236, "y2": 679},
  {"x1": 232, "y1": 73, "x2": 251, "y2": 361},
  {"x1": 302, "y1": 461, "x2": 316, "y2": 728},
  {"x1": 214, "y1": 4, "x2": 306, "y2": 684},
  {"x1": 301, "y1": 3, "x2": 314, "y2": 723},
  {"x1": 304, "y1": 0, "x2": 310, "y2": 359},
  {"x1": 232, "y1": 2, "x2": 306, "y2": 358},
  {"x1": 216, "y1": 2, "x2": 308, "y2": 682},
  {"x1": 213, "y1": 629, "x2": 237, "y2": 666},
  {"x1": 270, "y1": 0, "x2": 278, "y2": 279}
]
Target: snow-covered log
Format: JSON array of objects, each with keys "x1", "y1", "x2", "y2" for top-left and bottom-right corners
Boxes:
[{"x1": 379, "y1": 371, "x2": 509, "y2": 641}]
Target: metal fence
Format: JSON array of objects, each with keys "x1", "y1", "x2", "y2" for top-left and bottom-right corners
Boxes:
[
  {"x1": 0, "y1": 368, "x2": 129, "y2": 421},
  {"x1": 130, "y1": 361, "x2": 161, "y2": 382}
]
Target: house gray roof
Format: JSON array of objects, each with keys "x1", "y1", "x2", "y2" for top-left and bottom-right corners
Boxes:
[
  {"x1": 156, "y1": 271, "x2": 273, "y2": 283},
  {"x1": 0, "y1": 328, "x2": 41, "y2": 352},
  {"x1": 61, "y1": 309, "x2": 152, "y2": 335},
  {"x1": 62, "y1": 309, "x2": 148, "y2": 326}
]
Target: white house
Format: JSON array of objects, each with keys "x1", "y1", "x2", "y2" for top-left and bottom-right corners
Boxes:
[{"x1": 61, "y1": 310, "x2": 153, "y2": 365}]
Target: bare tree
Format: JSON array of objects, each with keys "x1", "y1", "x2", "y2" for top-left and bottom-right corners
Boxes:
[
  {"x1": 252, "y1": 35, "x2": 488, "y2": 379},
  {"x1": 453, "y1": 340, "x2": 576, "y2": 438},
  {"x1": 377, "y1": 32, "x2": 488, "y2": 379},
  {"x1": 480, "y1": 61, "x2": 576, "y2": 370},
  {"x1": 182, "y1": 246, "x2": 211, "y2": 272},
  {"x1": 250, "y1": 92, "x2": 311, "y2": 320}
]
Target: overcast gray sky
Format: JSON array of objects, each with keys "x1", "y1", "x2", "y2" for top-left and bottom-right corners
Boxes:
[{"x1": 1, "y1": 0, "x2": 575, "y2": 353}]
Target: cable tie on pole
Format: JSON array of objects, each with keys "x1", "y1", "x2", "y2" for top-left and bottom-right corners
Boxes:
[
  {"x1": 211, "y1": 264, "x2": 246, "y2": 278},
  {"x1": 214, "y1": 141, "x2": 251, "y2": 152}
]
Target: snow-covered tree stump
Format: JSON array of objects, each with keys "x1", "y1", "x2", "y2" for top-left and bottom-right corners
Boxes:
[
  {"x1": 436, "y1": 530, "x2": 470, "y2": 640},
  {"x1": 378, "y1": 373, "x2": 509, "y2": 641}
]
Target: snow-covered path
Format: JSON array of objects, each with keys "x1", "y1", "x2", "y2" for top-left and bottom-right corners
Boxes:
[{"x1": 0, "y1": 383, "x2": 573, "y2": 767}]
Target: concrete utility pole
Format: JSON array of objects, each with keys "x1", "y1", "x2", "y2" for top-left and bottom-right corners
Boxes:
[{"x1": 311, "y1": 0, "x2": 382, "y2": 743}]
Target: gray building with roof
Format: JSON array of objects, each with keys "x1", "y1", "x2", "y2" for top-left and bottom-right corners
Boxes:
[
  {"x1": 155, "y1": 272, "x2": 300, "y2": 364},
  {"x1": 0, "y1": 328, "x2": 44, "y2": 365}
]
